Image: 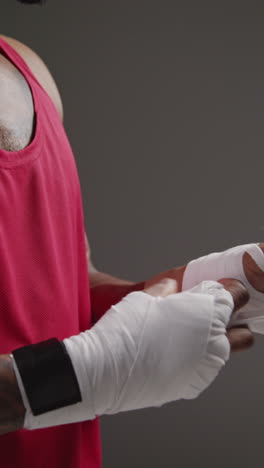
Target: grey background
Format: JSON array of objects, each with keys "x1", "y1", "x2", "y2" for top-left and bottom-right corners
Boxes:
[{"x1": 3, "y1": 1, "x2": 264, "y2": 466}]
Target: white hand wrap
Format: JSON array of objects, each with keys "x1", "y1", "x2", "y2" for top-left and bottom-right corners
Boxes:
[
  {"x1": 14, "y1": 281, "x2": 233, "y2": 430},
  {"x1": 182, "y1": 243, "x2": 264, "y2": 333}
]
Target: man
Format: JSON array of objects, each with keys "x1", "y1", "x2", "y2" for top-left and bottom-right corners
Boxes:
[{"x1": 0, "y1": 0, "x2": 260, "y2": 466}]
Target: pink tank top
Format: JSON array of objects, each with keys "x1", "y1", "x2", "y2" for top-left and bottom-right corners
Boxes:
[{"x1": 0, "y1": 37, "x2": 102, "y2": 468}]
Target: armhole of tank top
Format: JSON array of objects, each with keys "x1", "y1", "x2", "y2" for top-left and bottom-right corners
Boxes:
[
  {"x1": 0, "y1": 37, "x2": 62, "y2": 133},
  {"x1": 0, "y1": 38, "x2": 43, "y2": 168}
]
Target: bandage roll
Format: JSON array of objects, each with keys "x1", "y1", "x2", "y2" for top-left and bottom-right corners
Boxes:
[
  {"x1": 13, "y1": 280, "x2": 233, "y2": 430},
  {"x1": 182, "y1": 243, "x2": 264, "y2": 333}
]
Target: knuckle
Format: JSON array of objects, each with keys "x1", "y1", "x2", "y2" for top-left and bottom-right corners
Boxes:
[
  {"x1": 258, "y1": 243, "x2": 264, "y2": 253},
  {"x1": 219, "y1": 278, "x2": 249, "y2": 311},
  {"x1": 244, "y1": 331, "x2": 255, "y2": 348}
]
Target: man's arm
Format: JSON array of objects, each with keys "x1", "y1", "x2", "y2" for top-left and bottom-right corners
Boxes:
[
  {"x1": 84, "y1": 232, "x2": 191, "y2": 324},
  {"x1": 86, "y1": 234, "x2": 264, "y2": 325},
  {"x1": 0, "y1": 239, "x2": 258, "y2": 435},
  {"x1": 7, "y1": 278, "x2": 252, "y2": 432},
  {"x1": 84, "y1": 232, "x2": 146, "y2": 323}
]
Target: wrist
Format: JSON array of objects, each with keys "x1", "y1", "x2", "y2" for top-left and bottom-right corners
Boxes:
[
  {"x1": 125, "y1": 281, "x2": 146, "y2": 294},
  {"x1": 145, "y1": 265, "x2": 187, "y2": 292},
  {"x1": 0, "y1": 354, "x2": 26, "y2": 434}
]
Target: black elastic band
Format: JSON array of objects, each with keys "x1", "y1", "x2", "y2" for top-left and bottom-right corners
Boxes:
[{"x1": 12, "y1": 338, "x2": 82, "y2": 416}]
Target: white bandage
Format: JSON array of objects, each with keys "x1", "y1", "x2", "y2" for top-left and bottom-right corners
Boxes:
[
  {"x1": 14, "y1": 280, "x2": 233, "y2": 430},
  {"x1": 182, "y1": 243, "x2": 264, "y2": 333}
]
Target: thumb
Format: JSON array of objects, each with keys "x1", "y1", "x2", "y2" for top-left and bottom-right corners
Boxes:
[{"x1": 144, "y1": 278, "x2": 179, "y2": 297}]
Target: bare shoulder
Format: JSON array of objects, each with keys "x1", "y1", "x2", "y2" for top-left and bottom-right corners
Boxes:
[{"x1": 0, "y1": 34, "x2": 63, "y2": 121}]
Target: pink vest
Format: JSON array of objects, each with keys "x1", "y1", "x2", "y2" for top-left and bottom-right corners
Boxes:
[{"x1": 0, "y1": 37, "x2": 102, "y2": 468}]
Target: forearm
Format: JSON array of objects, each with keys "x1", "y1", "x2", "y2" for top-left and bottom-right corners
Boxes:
[
  {"x1": 89, "y1": 270, "x2": 145, "y2": 323},
  {"x1": 144, "y1": 265, "x2": 187, "y2": 292},
  {"x1": 86, "y1": 225, "x2": 186, "y2": 322},
  {"x1": 89, "y1": 264, "x2": 187, "y2": 324}
]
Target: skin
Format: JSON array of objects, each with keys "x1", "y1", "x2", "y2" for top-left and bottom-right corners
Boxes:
[{"x1": 0, "y1": 34, "x2": 259, "y2": 434}]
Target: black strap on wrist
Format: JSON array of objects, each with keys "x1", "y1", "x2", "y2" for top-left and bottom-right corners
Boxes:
[{"x1": 12, "y1": 338, "x2": 82, "y2": 416}]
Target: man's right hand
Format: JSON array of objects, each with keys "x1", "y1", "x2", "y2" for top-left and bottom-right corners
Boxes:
[{"x1": 144, "y1": 277, "x2": 254, "y2": 353}]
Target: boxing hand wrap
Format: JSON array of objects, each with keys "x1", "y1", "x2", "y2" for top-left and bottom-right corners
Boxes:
[
  {"x1": 12, "y1": 281, "x2": 233, "y2": 430},
  {"x1": 12, "y1": 339, "x2": 81, "y2": 415},
  {"x1": 182, "y1": 243, "x2": 264, "y2": 333}
]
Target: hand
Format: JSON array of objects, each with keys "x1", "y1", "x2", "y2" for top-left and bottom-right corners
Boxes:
[
  {"x1": 144, "y1": 277, "x2": 254, "y2": 353},
  {"x1": 0, "y1": 354, "x2": 25, "y2": 435},
  {"x1": 145, "y1": 243, "x2": 264, "y2": 295}
]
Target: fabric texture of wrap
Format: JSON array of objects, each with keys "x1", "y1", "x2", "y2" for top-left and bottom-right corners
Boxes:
[{"x1": 182, "y1": 243, "x2": 264, "y2": 333}]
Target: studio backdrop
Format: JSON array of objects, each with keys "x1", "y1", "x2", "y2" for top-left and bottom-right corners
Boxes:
[{"x1": 2, "y1": 1, "x2": 264, "y2": 467}]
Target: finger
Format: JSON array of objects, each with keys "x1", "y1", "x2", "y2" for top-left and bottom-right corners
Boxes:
[
  {"x1": 217, "y1": 278, "x2": 249, "y2": 314},
  {"x1": 144, "y1": 278, "x2": 179, "y2": 297},
  {"x1": 226, "y1": 325, "x2": 254, "y2": 352}
]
